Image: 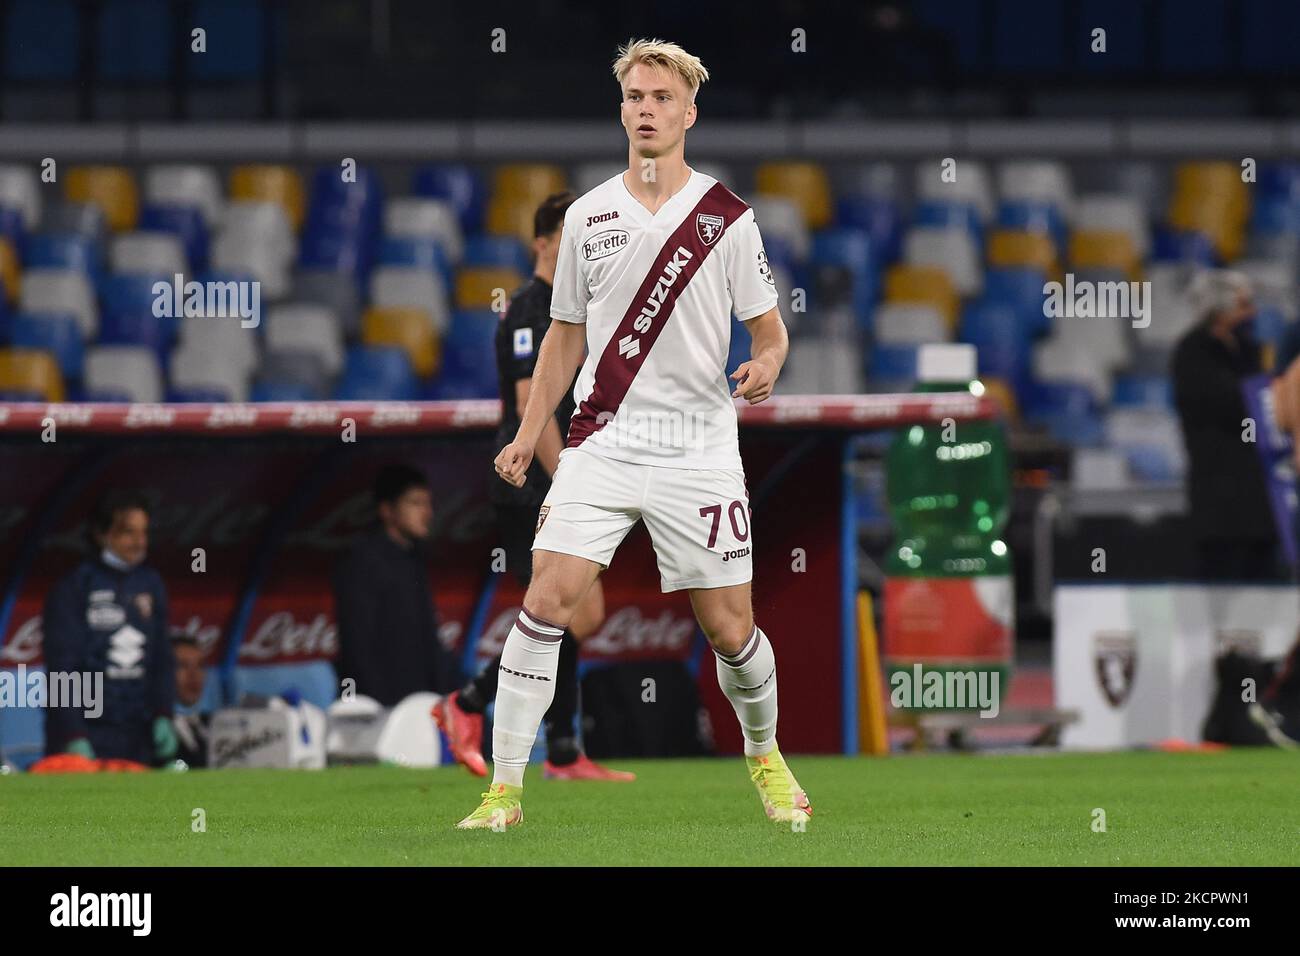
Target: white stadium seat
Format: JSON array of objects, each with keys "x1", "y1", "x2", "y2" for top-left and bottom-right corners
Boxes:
[
  {"x1": 748, "y1": 196, "x2": 810, "y2": 262},
  {"x1": 263, "y1": 303, "x2": 345, "y2": 377},
  {"x1": 384, "y1": 197, "x2": 464, "y2": 263},
  {"x1": 20, "y1": 268, "x2": 98, "y2": 340},
  {"x1": 84, "y1": 345, "x2": 163, "y2": 403},
  {"x1": 999, "y1": 160, "x2": 1075, "y2": 221},
  {"x1": 873, "y1": 303, "x2": 950, "y2": 345},
  {"x1": 0, "y1": 164, "x2": 41, "y2": 229},
  {"x1": 170, "y1": 342, "x2": 250, "y2": 401},
  {"x1": 369, "y1": 266, "x2": 449, "y2": 333},
  {"x1": 915, "y1": 159, "x2": 993, "y2": 222},
  {"x1": 904, "y1": 225, "x2": 983, "y2": 297},
  {"x1": 178, "y1": 315, "x2": 260, "y2": 379},
  {"x1": 145, "y1": 164, "x2": 224, "y2": 227},
  {"x1": 110, "y1": 232, "x2": 188, "y2": 275}
]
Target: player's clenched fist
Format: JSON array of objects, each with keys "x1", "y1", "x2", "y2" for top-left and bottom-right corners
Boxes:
[
  {"x1": 730, "y1": 357, "x2": 779, "y2": 405},
  {"x1": 494, "y1": 439, "x2": 535, "y2": 487}
]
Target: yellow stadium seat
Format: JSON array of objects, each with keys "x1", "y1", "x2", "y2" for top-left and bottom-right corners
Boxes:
[
  {"x1": 456, "y1": 266, "x2": 525, "y2": 310},
  {"x1": 755, "y1": 161, "x2": 832, "y2": 229},
  {"x1": 66, "y1": 166, "x2": 138, "y2": 232},
  {"x1": 883, "y1": 265, "x2": 959, "y2": 328},
  {"x1": 493, "y1": 165, "x2": 567, "y2": 206},
  {"x1": 0, "y1": 238, "x2": 20, "y2": 302},
  {"x1": 1173, "y1": 162, "x2": 1248, "y2": 211},
  {"x1": 987, "y1": 230, "x2": 1058, "y2": 274},
  {"x1": 1069, "y1": 229, "x2": 1141, "y2": 277},
  {"x1": 485, "y1": 196, "x2": 539, "y2": 243},
  {"x1": 1168, "y1": 194, "x2": 1246, "y2": 261},
  {"x1": 230, "y1": 164, "x2": 305, "y2": 230},
  {"x1": 362, "y1": 307, "x2": 441, "y2": 378},
  {"x1": 0, "y1": 348, "x2": 64, "y2": 401}
]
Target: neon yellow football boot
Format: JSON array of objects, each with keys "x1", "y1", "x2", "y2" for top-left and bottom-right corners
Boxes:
[
  {"x1": 455, "y1": 782, "x2": 524, "y2": 830},
  {"x1": 746, "y1": 747, "x2": 812, "y2": 824}
]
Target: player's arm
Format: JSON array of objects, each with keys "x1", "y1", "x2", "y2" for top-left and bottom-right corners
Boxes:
[
  {"x1": 495, "y1": 321, "x2": 585, "y2": 487},
  {"x1": 732, "y1": 306, "x2": 789, "y2": 405},
  {"x1": 515, "y1": 378, "x2": 565, "y2": 478}
]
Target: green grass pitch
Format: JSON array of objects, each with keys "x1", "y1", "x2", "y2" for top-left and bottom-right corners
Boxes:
[{"x1": 4, "y1": 750, "x2": 1299, "y2": 866}]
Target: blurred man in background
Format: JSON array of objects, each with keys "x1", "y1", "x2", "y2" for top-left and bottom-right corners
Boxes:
[
  {"x1": 333, "y1": 464, "x2": 459, "y2": 705},
  {"x1": 1172, "y1": 270, "x2": 1279, "y2": 581},
  {"x1": 43, "y1": 489, "x2": 177, "y2": 765},
  {"x1": 171, "y1": 634, "x2": 210, "y2": 767},
  {"x1": 434, "y1": 191, "x2": 632, "y2": 782}
]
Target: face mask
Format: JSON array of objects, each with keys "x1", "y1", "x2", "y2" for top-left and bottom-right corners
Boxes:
[{"x1": 101, "y1": 548, "x2": 139, "y2": 571}]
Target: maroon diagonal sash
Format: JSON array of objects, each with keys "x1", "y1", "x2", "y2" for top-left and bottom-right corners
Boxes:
[{"x1": 567, "y1": 181, "x2": 749, "y2": 449}]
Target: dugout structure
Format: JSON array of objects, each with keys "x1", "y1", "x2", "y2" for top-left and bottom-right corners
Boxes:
[{"x1": 0, "y1": 394, "x2": 997, "y2": 763}]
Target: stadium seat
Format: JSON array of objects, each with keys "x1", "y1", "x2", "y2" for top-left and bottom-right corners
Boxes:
[
  {"x1": 1069, "y1": 229, "x2": 1141, "y2": 278},
  {"x1": 1136, "y1": 262, "x2": 1199, "y2": 348},
  {"x1": 412, "y1": 164, "x2": 485, "y2": 234},
  {"x1": 0, "y1": 238, "x2": 20, "y2": 302},
  {"x1": 263, "y1": 303, "x2": 344, "y2": 377},
  {"x1": 99, "y1": 272, "x2": 169, "y2": 332},
  {"x1": 170, "y1": 343, "x2": 249, "y2": 401},
  {"x1": 84, "y1": 344, "x2": 162, "y2": 402},
  {"x1": 20, "y1": 269, "x2": 97, "y2": 340},
  {"x1": 377, "y1": 236, "x2": 453, "y2": 288},
  {"x1": 66, "y1": 166, "x2": 139, "y2": 232},
  {"x1": 1076, "y1": 194, "x2": 1150, "y2": 257},
  {"x1": 987, "y1": 229, "x2": 1058, "y2": 274},
  {"x1": 8, "y1": 312, "x2": 83, "y2": 379},
  {"x1": 1032, "y1": 338, "x2": 1112, "y2": 403},
  {"x1": 23, "y1": 233, "x2": 103, "y2": 278},
  {"x1": 439, "y1": 310, "x2": 500, "y2": 398},
  {"x1": 1105, "y1": 408, "x2": 1186, "y2": 481},
  {"x1": 1112, "y1": 374, "x2": 1173, "y2": 409},
  {"x1": 110, "y1": 232, "x2": 187, "y2": 276},
  {"x1": 914, "y1": 159, "x2": 993, "y2": 222},
  {"x1": 98, "y1": 304, "x2": 173, "y2": 360},
  {"x1": 903, "y1": 226, "x2": 983, "y2": 297},
  {"x1": 998, "y1": 160, "x2": 1074, "y2": 222},
  {"x1": 336, "y1": 346, "x2": 418, "y2": 401},
  {"x1": 384, "y1": 197, "x2": 464, "y2": 263},
  {"x1": 1150, "y1": 226, "x2": 1218, "y2": 266},
  {"x1": 996, "y1": 199, "x2": 1065, "y2": 252},
  {"x1": 984, "y1": 265, "x2": 1051, "y2": 335},
  {"x1": 212, "y1": 201, "x2": 295, "y2": 299},
  {"x1": 835, "y1": 194, "x2": 902, "y2": 264},
  {"x1": 959, "y1": 299, "x2": 1032, "y2": 385},
  {"x1": 370, "y1": 266, "x2": 450, "y2": 332},
  {"x1": 0, "y1": 205, "x2": 25, "y2": 251},
  {"x1": 291, "y1": 270, "x2": 360, "y2": 339},
  {"x1": 492, "y1": 164, "x2": 567, "y2": 206},
  {"x1": 139, "y1": 204, "x2": 208, "y2": 270},
  {"x1": 914, "y1": 198, "x2": 983, "y2": 243},
  {"x1": 0, "y1": 347, "x2": 64, "y2": 400},
  {"x1": 779, "y1": 333, "x2": 865, "y2": 394},
  {"x1": 297, "y1": 229, "x2": 369, "y2": 281},
  {"x1": 1236, "y1": 259, "x2": 1298, "y2": 320},
  {"x1": 810, "y1": 228, "x2": 878, "y2": 320},
  {"x1": 454, "y1": 266, "x2": 524, "y2": 311},
  {"x1": 749, "y1": 196, "x2": 811, "y2": 262},
  {"x1": 873, "y1": 303, "x2": 949, "y2": 345},
  {"x1": 362, "y1": 306, "x2": 441, "y2": 378},
  {"x1": 755, "y1": 162, "x2": 832, "y2": 230},
  {"x1": 0, "y1": 165, "x2": 42, "y2": 230},
  {"x1": 45, "y1": 202, "x2": 108, "y2": 240},
  {"x1": 144, "y1": 164, "x2": 224, "y2": 227},
  {"x1": 177, "y1": 315, "x2": 259, "y2": 379},
  {"x1": 230, "y1": 165, "x2": 305, "y2": 230},
  {"x1": 883, "y1": 264, "x2": 959, "y2": 328},
  {"x1": 463, "y1": 235, "x2": 531, "y2": 274},
  {"x1": 1022, "y1": 380, "x2": 1105, "y2": 445},
  {"x1": 485, "y1": 196, "x2": 543, "y2": 244},
  {"x1": 867, "y1": 342, "x2": 919, "y2": 390},
  {"x1": 308, "y1": 164, "x2": 385, "y2": 222}
]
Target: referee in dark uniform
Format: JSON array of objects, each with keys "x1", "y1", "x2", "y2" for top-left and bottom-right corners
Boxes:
[{"x1": 434, "y1": 192, "x2": 632, "y2": 781}]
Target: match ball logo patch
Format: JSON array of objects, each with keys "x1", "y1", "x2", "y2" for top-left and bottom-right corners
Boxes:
[
  {"x1": 696, "y1": 213, "x2": 724, "y2": 246},
  {"x1": 535, "y1": 505, "x2": 550, "y2": 535}
]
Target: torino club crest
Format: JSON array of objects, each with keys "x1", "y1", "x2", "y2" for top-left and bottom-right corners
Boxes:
[{"x1": 696, "y1": 213, "x2": 724, "y2": 245}]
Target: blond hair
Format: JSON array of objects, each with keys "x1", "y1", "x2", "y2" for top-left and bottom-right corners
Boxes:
[{"x1": 612, "y1": 38, "x2": 709, "y2": 100}]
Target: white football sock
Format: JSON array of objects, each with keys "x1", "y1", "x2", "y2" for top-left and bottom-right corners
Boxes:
[
  {"x1": 491, "y1": 608, "x2": 564, "y2": 787},
  {"x1": 714, "y1": 626, "x2": 778, "y2": 757}
]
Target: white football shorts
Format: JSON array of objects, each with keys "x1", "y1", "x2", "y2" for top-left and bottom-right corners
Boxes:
[{"x1": 532, "y1": 447, "x2": 753, "y2": 593}]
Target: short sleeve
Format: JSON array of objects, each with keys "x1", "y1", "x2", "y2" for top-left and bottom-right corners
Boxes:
[
  {"x1": 726, "y1": 209, "x2": 780, "y2": 322},
  {"x1": 550, "y1": 206, "x2": 587, "y2": 324}
]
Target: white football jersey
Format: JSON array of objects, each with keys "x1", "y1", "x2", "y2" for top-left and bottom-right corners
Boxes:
[{"x1": 551, "y1": 168, "x2": 779, "y2": 469}]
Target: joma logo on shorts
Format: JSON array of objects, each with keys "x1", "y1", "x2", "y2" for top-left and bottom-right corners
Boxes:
[
  {"x1": 586, "y1": 210, "x2": 619, "y2": 227},
  {"x1": 722, "y1": 547, "x2": 751, "y2": 563}
]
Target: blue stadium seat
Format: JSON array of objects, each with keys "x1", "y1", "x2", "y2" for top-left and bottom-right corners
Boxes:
[
  {"x1": 98, "y1": 308, "x2": 174, "y2": 360},
  {"x1": 9, "y1": 312, "x2": 84, "y2": 378},
  {"x1": 23, "y1": 233, "x2": 103, "y2": 278},
  {"x1": 0, "y1": 206, "x2": 26, "y2": 250},
  {"x1": 4, "y1": 0, "x2": 79, "y2": 81},
  {"x1": 462, "y1": 235, "x2": 531, "y2": 273},
  {"x1": 189, "y1": 0, "x2": 264, "y2": 81},
  {"x1": 298, "y1": 230, "x2": 369, "y2": 280},
  {"x1": 983, "y1": 266, "x2": 1051, "y2": 336},
  {"x1": 914, "y1": 199, "x2": 982, "y2": 243},
  {"x1": 1151, "y1": 227, "x2": 1218, "y2": 266},
  {"x1": 139, "y1": 204, "x2": 208, "y2": 270},
  {"x1": 1258, "y1": 164, "x2": 1300, "y2": 201},
  {"x1": 1250, "y1": 196, "x2": 1300, "y2": 237},
  {"x1": 100, "y1": 272, "x2": 169, "y2": 325},
  {"x1": 1112, "y1": 375, "x2": 1173, "y2": 409},
  {"x1": 834, "y1": 196, "x2": 901, "y2": 265},
  {"x1": 336, "y1": 346, "x2": 418, "y2": 400},
  {"x1": 959, "y1": 300, "x2": 1031, "y2": 387},
  {"x1": 97, "y1": 0, "x2": 174, "y2": 82},
  {"x1": 1024, "y1": 381, "x2": 1106, "y2": 445},
  {"x1": 811, "y1": 228, "x2": 878, "y2": 320},
  {"x1": 377, "y1": 236, "x2": 453, "y2": 288},
  {"x1": 440, "y1": 310, "x2": 500, "y2": 398},
  {"x1": 309, "y1": 165, "x2": 384, "y2": 219},
  {"x1": 996, "y1": 200, "x2": 1065, "y2": 250},
  {"x1": 868, "y1": 342, "x2": 918, "y2": 388},
  {"x1": 413, "y1": 164, "x2": 486, "y2": 234}
]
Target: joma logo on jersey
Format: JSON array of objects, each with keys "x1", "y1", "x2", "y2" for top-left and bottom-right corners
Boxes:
[
  {"x1": 586, "y1": 210, "x2": 619, "y2": 227},
  {"x1": 631, "y1": 246, "x2": 693, "y2": 335}
]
